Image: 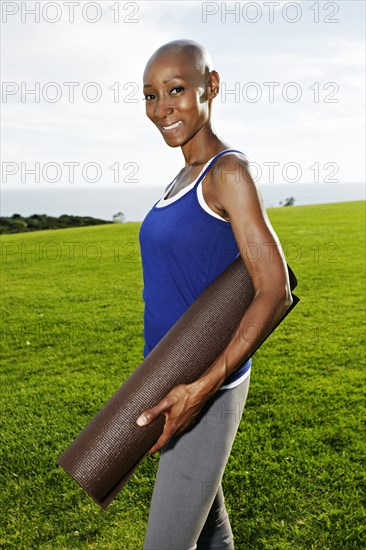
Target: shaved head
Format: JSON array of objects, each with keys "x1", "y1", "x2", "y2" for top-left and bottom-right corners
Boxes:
[
  {"x1": 142, "y1": 39, "x2": 220, "y2": 150},
  {"x1": 144, "y1": 39, "x2": 213, "y2": 82}
]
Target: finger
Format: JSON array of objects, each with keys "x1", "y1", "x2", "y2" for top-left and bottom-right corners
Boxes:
[
  {"x1": 136, "y1": 409, "x2": 153, "y2": 426},
  {"x1": 148, "y1": 433, "x2": 169, "y2": 455},
  {"x1": 148, "y1": 445, "x2": 158, "y2": 456},
  {"x1": 136, "y1": 397, "x2": 172, "y2": 426},
  {"x1": 148, "y1": 419, "x2": 174, "y2": 454}
]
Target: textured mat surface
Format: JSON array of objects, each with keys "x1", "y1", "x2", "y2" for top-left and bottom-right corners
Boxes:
[{"x1": 57, "y1": 255, "x2": 299, "y2": 508}]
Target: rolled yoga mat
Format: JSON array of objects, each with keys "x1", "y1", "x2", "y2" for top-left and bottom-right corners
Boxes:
[{"x1": 57, "y1": 255, "x2": 299, "y2": 509}]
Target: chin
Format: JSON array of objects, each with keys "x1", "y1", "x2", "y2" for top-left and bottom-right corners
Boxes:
[
  {"x1": 161, "y1": 135, "x2": 184, "y2": 148},
  {"x1": 164, "y1": 140, "x2": 182, "y2": 148}
]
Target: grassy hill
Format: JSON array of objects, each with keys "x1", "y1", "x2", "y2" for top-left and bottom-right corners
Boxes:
[{"x1": 1, "y1": 201, "x2": 365, "y2": 549}]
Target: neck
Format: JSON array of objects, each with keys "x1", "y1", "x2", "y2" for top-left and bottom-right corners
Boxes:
[{"x1": 180, "y1": 124, "x2": 229, "y2": 166}]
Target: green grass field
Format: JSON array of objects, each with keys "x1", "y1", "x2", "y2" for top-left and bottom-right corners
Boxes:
[{"x1": 1, "y1": 201, "x2": 365, "y2": 549}]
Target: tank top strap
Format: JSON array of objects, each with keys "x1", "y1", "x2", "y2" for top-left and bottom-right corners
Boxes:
[{"x1": 194, "y1": 148, "x2": 246, "y2": 188}]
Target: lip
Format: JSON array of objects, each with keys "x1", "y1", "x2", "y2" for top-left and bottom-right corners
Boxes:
[{"x1": 160, "y1": 120, "x2": 183, "y2": 133}]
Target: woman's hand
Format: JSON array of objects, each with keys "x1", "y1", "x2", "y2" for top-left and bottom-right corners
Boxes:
[{"x1": 136, "y1": 383, "x2": 207, "y2": 455}]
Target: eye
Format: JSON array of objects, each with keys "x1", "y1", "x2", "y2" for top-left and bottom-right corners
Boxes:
[
  {"x1": 170, "y1": 86, "x2": 184, "y2": 95},
  {"x1": 143, "y1": 94, "x2": 156, "y2": 101}
]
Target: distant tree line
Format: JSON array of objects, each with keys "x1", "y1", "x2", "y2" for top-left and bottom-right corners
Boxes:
[
  {"x1": 279, "y1": 197, "x2": 296, "y2": 206},
  {"x1": 0, "y1": 213, "x2": 112, "y2": 234}
]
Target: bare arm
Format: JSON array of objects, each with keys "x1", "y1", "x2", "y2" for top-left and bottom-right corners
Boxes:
[
  {"x1": 192, "y1": 154, "x2": 293, "y2": 399},
  {"x1": 136, "y1": 153, "x2": 294, "y2": 453}
]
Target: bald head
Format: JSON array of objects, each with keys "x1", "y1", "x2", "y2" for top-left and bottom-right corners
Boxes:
[
  {"x1": 142, "y1": 39, "x2": 220, "y2": 132},
  {"x1": 144, "y1": 39, "x2": 213, "y2": 83}
]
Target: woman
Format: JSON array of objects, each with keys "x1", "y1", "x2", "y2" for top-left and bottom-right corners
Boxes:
[{"x1": 136, "y1": 39, "x2": 293, "y2": 550}]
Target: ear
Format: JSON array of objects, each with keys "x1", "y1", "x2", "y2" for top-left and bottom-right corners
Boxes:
[{"x1": 206, "y1": 70, "x2": 220, "y2": 100}]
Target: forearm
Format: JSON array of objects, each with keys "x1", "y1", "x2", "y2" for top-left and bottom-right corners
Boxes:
[{"x1": 192, "y1": 290, "x2": 293, "y2": 401}]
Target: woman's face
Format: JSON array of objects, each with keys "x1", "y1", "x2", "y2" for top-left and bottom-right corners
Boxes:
[{"x1": 143, "y1": 51, "x2": 211, "y2": 148}]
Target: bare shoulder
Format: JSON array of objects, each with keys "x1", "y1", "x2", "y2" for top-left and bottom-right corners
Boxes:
[
  {"x1": 212, "y1": 150, "x2": 248, "y2": 173},
  {"x1": 210, "y1": 151, "x2": 266, "y2": 212}
]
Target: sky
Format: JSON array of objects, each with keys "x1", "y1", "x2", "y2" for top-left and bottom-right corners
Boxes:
[{"x1": 1, "y1": 0, "x2": 365, "y2": 219}]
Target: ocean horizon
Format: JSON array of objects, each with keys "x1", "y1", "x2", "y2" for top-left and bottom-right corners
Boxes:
[{"x1": 1, "y1": 184, "x2": 364, "y2": 223}]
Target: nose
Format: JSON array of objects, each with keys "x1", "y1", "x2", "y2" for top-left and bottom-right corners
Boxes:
[{"x1": 154, "y1": 95, "x2": 173, "y2": 121}]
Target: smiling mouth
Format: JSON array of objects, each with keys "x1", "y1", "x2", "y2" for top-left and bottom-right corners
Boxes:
[{"x1": 161, "y1": 120, "x2": 183, "y2": 132}]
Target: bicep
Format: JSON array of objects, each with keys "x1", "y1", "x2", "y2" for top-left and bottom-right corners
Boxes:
[{"x1": 214, "y1": 159, "x2": 290, "y2": 296}]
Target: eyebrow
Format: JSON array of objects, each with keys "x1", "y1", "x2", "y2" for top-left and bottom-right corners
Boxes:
[{"x1": 143, "y1": 76, "x2": 186, "y2": 88}]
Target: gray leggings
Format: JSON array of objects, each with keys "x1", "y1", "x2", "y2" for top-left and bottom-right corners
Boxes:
[{"x1": 143, "y1": 373, "x2": 251, "y2": 550}]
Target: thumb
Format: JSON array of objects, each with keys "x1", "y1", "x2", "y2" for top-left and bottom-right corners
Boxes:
[
  {"x1": 136, "y1": 396, "x2": 172, "y2": 426},
  {"x1": 136, "y1": 410, "x2": 152, "y2": 426}
]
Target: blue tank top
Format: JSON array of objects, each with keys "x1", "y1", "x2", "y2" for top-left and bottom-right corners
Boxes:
[{"x1": 138, "y1": 149, "x2": 252, "y2": 390}]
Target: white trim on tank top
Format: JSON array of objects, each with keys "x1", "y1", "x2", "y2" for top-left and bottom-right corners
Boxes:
[
  {"x1": 155, "y1": 177, "x2": 196, "y2": 206},
  {"x1": 154, "y1": 150, "x2": 250, "y2": 390},
  {"x1": 155, "y1": 153, "x2": 217, "y2": 207},
  {"x1": 219, "y1": 365, "x2": 251, "y2": 390},
  {"x1": 196, "y1": 180, "x2": 229, "y2": 223},
  {"x1": 155, "y1": 152, "x2": 231, "y2": 223}
]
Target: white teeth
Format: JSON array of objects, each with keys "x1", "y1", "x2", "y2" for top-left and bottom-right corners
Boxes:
[{"x1": 162, "y1": 120, "x2": 182, "y2": 131}]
